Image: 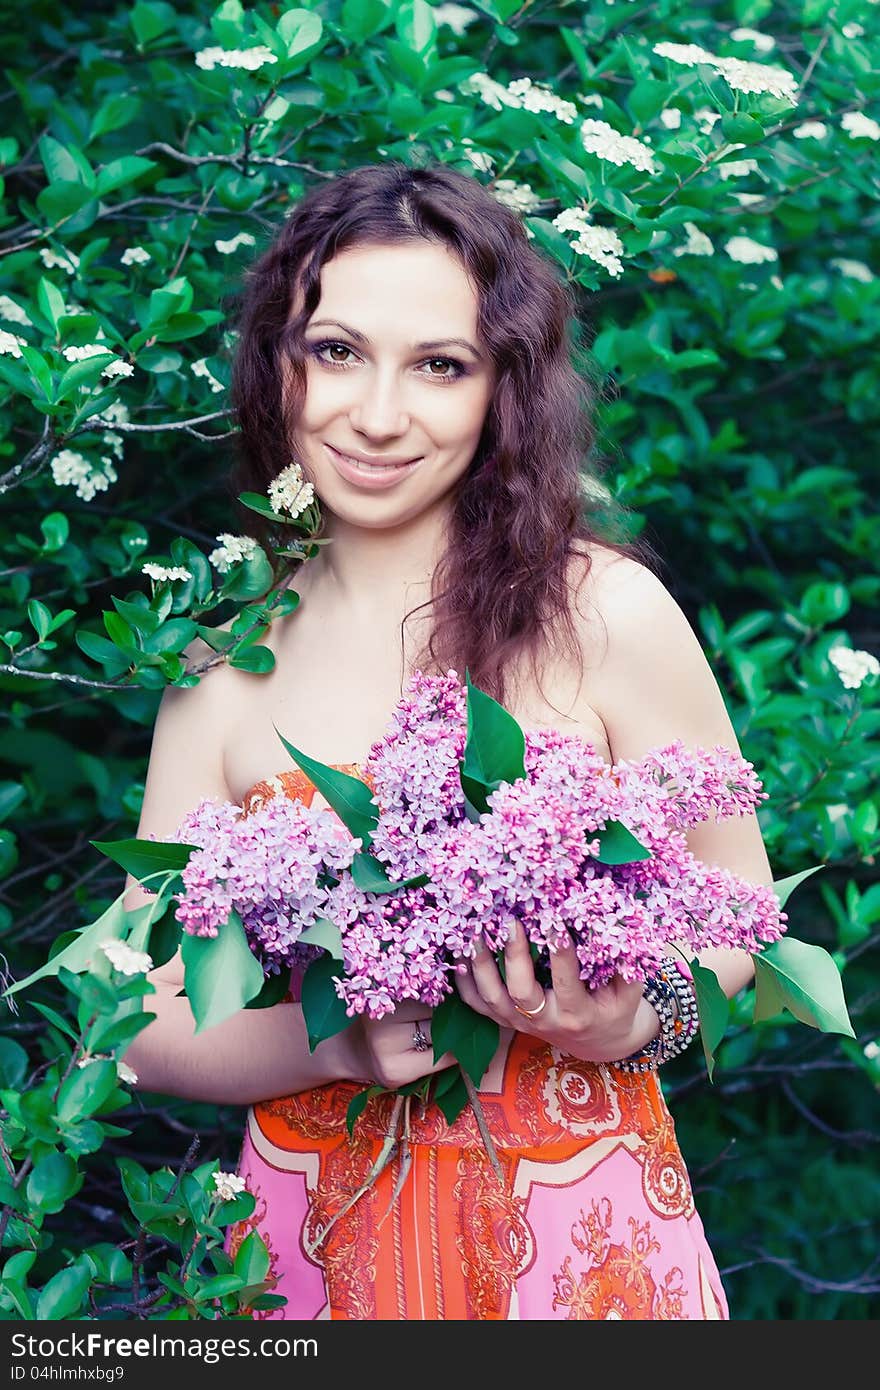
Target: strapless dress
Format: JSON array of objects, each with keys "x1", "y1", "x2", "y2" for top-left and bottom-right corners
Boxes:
[{"x1": 225, "y1": 766, "x2": 728, "y2": 1321}]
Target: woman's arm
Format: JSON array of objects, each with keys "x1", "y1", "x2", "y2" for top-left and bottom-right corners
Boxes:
[
  {"x1": 123, "y1": 654, "x2": 450, "y2": 1102},
  {"x1": 585, "y1": 553, "x2": 773, "y2": 1000}
]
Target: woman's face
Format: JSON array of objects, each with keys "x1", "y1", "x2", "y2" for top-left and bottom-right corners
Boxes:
[{"x1": 288, "y1": 240, "x2": 496, "y2": 530}]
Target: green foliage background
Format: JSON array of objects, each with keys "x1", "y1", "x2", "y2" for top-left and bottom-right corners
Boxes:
[{"x1": 0, "y1": 0, "x2": 878, "y2": 1319}]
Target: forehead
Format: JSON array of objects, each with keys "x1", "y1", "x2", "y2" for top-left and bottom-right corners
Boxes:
[{"x1": 307, "y1": 241, "x2": 481, "y2": 331}]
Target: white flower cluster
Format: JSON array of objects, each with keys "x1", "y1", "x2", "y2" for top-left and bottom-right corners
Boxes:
[
  {"x1": 100, "y1": 401, "x2": 131, "y2": 426},
  {"x1": 192, "y1": 357, "x2": 224, "y2": 393},
  {"x1": 62, "y1": 342, "x2": 112, "y2": 363},
  {"x1": 459, "y1": 72, "x2": 576, "y2": 124},
  {"x1": 195, "y1": 45, "x2": 277, "y2": 71},
  {"x1": 842, "y1": 22, "x2": 865, "y2": 38},
  {"x1": 433, "y1": 3, "x2": 479, "y2": 35},
  {"x1": 718, "y1": 158, "x2": 759, "y2": 179},
  {"x1": 215, "y1": 232, "x2": 257, "y2": 255},
  {"x1": 0, "y1": 328, "x2": 26, "y2": 358},
  {"x1": 507, "y1": 77, "x2": 578, "y2": 124},
  {"x1": 40, "y1": 247, "x2": 79, "y2": 273},
  {"x1": 730, "y1": 28, "x2": 775, "y2": 52},
  {"x1": 491, "y1": 179, "x2": 542, "y2": 214},
  {"x1": 209, "y1": 533, "x2": 260, "y2": 573},
  {"x1": 51, "y1": 449, "x2": 117, "y2": 502},
  {"x1": 100, "y1": 939, "x2": 154, "y2": 975},
  {"x1": 142, "y1": 562, "x2": 193, "y2": 584},
  {"x1": 117, "y1": 1061, "x2": 138, "y2": 1086},
  {"x1": 268, "y1": 461, "x2": 315, "y2": 518},
  {"x1": 60, "y1": 341, "x2": 134, "y2": 379},
  {"x1": 724, "y1": 236, "x2": 777, "y2": 264},
  {"x1": 0, "y1": 295, "x2": 30, "y2": 326},
  {"x1": 793, "y1": 121, "x2": 828, "y2": 140},
  {"x1": 552, "y1": 208, "x2": 625, "y2": 277},
  {"x1": 674, "y1": 222, "x2": 715, "y2": 257},
  {"x1": 461, "y1": 146, "x2": 494, "y2": 173},
  {"x1": 828, "y1": 646, "x2": 880, "y2": 689},
  {"x1": 829, "y1": 259, "x2": 874, "y2": 284},
  {"x1": 841, "y1": 112, "x2": 880, "y2": 141},
  {"x1": 653, "y1": 41, "x2": 799, "y2": 102},
  {"x1": 659, "y1": 107, "x2": 682, "y2": 129},
  {"x1": 580, "y1": 118, "x2": 655, "y2": 173},
  {"x1": 213, "y1": 1171, "x2": 247, "y2": 1202},
  {"x1": 121, "y1": 246, "x2": 151, "y2": 266}
]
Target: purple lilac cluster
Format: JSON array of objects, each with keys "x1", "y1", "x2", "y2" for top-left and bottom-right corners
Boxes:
[
  {"x1": 332, "y1": 678, "x2": 784, "y2": 1014},
  {"x1": 172, "y1": 794, "x2": 358, "y2": 974},
  {"x1": 169, "y1": 671, "x2": 785, "y2": 1018}
]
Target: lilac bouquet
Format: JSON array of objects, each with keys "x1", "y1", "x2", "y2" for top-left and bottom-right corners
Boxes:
[{"x1": 161, "y1": 670, "x2": 819, "y2": 1097}]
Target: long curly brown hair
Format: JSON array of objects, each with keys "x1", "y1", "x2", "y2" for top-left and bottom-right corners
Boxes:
[{"x1": 230, "y1": 160, "x2": 657, "y2": 703}]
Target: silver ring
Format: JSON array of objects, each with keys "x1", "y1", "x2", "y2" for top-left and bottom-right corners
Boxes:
[{"x1": 412, "y1": 1022, "x2": 431, "y2": 1053}]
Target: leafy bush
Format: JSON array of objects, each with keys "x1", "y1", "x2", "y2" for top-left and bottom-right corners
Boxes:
[{"x1": 0, "y1": 0, "x2": 877, "y2": 1319}]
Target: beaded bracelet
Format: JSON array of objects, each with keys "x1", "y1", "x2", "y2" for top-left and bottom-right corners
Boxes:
[{"x1": 612, "y1": 957, "x2": 700, "y2": 1073}]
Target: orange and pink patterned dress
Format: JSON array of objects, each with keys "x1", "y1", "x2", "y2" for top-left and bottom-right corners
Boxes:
[{"x1": 226, "y1": 767, "x2": 729, "y2": 1321}]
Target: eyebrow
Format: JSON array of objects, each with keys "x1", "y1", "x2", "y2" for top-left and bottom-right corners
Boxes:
[{"x1": 306, "y1": 319, "x2": 483, "y2": 358}]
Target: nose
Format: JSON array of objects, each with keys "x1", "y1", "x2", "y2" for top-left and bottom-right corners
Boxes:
[{"x1": 347, "y1": 366, "x2": 410, "y2": 439}]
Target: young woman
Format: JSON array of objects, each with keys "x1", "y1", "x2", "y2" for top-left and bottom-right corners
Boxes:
[{"x1": 124, "y1": 162, "x2": 772, "y2": 1320}]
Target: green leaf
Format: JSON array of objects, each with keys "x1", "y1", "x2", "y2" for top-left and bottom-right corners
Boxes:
[
  {"x1": 395, "y1": 0, "x2": 436, "y2": 54},
  {"x1": 349, "y1": 851, "x2": 429, "y2": 894},
  {"x1": 297, "y1": 917, "x2": 344, "y2": 959},
  {"x1": 243, "y1": 968, "x2": 292, "y2": 1010},
  {"x1": 232, "y1": 1228, "x2": 271, "y2": 1286},
  {"x1": 40, "y1": 512, "x2": 68, "y2": 550},
  {"x1": 277, "y1": 8, "x2": 324, "y2": 60},
  {"x1": 0, "y1": 1037, "x2": 28, "y2": 1087},
  {"x1": 275, "y1": 732, "x2": 378, "y2": 847},
  {"x1": 180, "y1": 909, "x2": 265, "y2": 1033},
  {"x1": 346, "y1": 1084, "x2": 382, "y2": 1136},
  {"x1": 300, "y1": 953, "x2": 351, "y2": 1052},
  {"x1": 460, "y1": 670, "x2": 525, "y2": 805},
  {"x1": 228, "y1": 643, "x2": 275, "y2": 673},
  {"x1": 39, "y1": 135, "x2": 92, "y2": 186},
  {"x1": 593, "y1": 820, "x2": 652, "y2": 865},
  {"x1": 689, "y1": 959, "x2": 730, "y2": 1082},
  {"x1": 772, "y1": 864, "x2": 824, "y2": 908},
  {"x1": 36, "y1": 182, "x2": 95, "y2": 223},
  {"x1": 35, "y1": 1262, "x2": 91, "y2": 1320},
  {"x1": 129, "y1": 1, "x2": 177, "y2": 46},
  {"x1": 431, "y1": 991, "x2": 499, "y2": 1084},
  {"x1": 91, "y1": 836, "x2": 193, "y2": 880},
  {"x1": 4, "y1": 894, "x2": 129, "y2": 997},
  {"x1": 95, "y1": 156, "x2": 157, "y2": 198},
  {"x1": 37, "y1": 276, "x2": 66, "y2": 330},
  {"x1": 432, "y1": 1066, "x2": 469, "y2": 1125},
  {"x1": 753, "y1": 938, "x2": 855, "y2": 1037},
  {"x1": 56, "y1": 1058, "x2": 119, "y2": 1123},
  {"x1": 27, "y1": 1152, "x2": 82, "y2": 1213},
  {"x1": 238, "y1": 491, "x2": 285, "y2": 522},
  {"x1": 0, "y1": 782, "x2": 26, "y2": 825}
]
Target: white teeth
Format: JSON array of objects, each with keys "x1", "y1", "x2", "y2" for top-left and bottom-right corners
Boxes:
[{"x1": 336, "y1": 449, "x2": 410, "y2": 472}]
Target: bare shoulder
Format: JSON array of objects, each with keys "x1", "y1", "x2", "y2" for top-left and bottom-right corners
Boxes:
[
  {"x1": 565, "y1": 540, "x2": 665, "y2": 669},
  {"x1": 570, "y1": 545, "x2": 742, "y2": 767}
]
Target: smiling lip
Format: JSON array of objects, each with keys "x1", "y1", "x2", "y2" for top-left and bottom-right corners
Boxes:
[{"x1": 324, "y1": 443, "x2": 423, "y2": 490}]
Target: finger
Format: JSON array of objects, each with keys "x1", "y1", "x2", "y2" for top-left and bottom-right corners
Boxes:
[
  {"x1": 455, "y1": 964, "x2": 494, "y2": 1016},
  {"x1": 388, "y1": 1001, "x2": 436, "y2": 1024},
  {"x1": 547, "y1": 934, "x2": 592, "y2": 1014},
  {"x1": 468, "y1": 941, "x2": 509, "y2": 1009},
  {"x1": 502, "y1": 921, "x2": 544, "y2": 1013}
]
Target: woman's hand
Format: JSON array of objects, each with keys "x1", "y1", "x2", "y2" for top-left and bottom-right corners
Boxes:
[
  {"x1": 346, "y1": 1001, "x2": 456, "y2": 1091},
  {"x1": 455, "y1": 922, "x2": 658, "y2": 1064}
]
